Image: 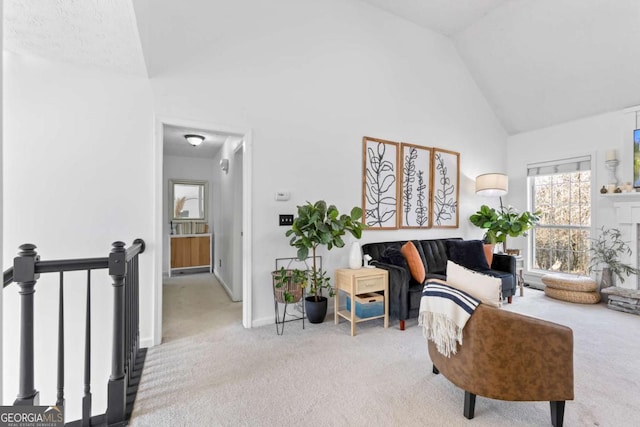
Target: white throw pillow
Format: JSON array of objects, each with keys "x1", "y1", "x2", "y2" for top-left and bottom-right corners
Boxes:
[{"x1": 446, "y1": 260, "x2": 502, "y2": 308}]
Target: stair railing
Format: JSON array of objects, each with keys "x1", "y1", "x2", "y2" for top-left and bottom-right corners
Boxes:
[{"x1": 3, "y1": 239, "x2": 146, "y2": 426}]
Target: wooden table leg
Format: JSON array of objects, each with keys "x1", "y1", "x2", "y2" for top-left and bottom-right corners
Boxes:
[
  {"x1": 519, "y1": 269, "x2": 524, "y2": 297},
  {"x1": 350, "y1": 303, "x2": 356, "y2": 336}
]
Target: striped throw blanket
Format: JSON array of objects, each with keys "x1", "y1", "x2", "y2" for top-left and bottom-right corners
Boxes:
[{"x1": 418, "y1": 280, "x2": 480, "y2": 357}]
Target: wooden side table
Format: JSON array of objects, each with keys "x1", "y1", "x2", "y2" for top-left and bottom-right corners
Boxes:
[
  {"x1": 515, "y1": 256, "x2": 525, "y2": 296},
  {"x1": 334, "y1": 267, "x2": 388, "y2": 336}
]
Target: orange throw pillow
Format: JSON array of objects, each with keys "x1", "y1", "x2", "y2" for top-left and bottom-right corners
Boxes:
[
  {"x1": 401, "y1": 241, "x2": 426, "y2": 284},
  {"x1": 483, "y1": 244, "x2": 494, "y2": 267}
]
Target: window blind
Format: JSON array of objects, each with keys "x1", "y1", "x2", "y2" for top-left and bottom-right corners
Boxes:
[{"x1": 527, "y1": 155, "x2": 591, "y2": 177}]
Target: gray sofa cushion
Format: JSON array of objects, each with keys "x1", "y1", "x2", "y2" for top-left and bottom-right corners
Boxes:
[
  {"x1": 380, "y1": 244, "x2": 408, "y2": 270},
  {"x1": 446, "y1": 239, "x2": 490, "y2": 271}
]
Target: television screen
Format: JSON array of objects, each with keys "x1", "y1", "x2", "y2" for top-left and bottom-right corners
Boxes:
[{"x1": 635, "y1": 129, "x2": 640, "y2": 187}]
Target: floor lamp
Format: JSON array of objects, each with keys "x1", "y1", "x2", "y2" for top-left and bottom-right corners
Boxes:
[
  {"x1": 475, "y1": 173, "x2": 509, "y2": 251},
  {"x1": 476, "y1": 172, "x2": 508, "y2": 204}
]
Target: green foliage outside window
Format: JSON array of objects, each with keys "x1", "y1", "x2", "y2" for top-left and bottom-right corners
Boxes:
[
  {"x1": 634, "y1": 131, "x2": 640, "y2": 186},
  {"x1": 531, "y1": 171, "x2": 591, "y2": 274}
]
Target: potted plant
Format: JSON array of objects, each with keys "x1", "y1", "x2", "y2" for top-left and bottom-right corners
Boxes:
[
  {"x1": 285, "y1": 200, "x2": 365, "y2": 323},
  {"x1": 588, "y1": 226, "x2": 640, "y2": 293},
  {"x1": 469, "y1": 204, "x2": 540, "y2": 253},
  {"x1": 271, "y1": 267, "x2": 307, "y2": 304}
]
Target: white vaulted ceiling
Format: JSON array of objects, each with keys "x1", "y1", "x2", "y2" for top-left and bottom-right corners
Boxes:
[
  {"x1": 358, "y1": 0, "x2": 640, "y2": 134},
  {"x1": 453, "y1": 0, "x2": 640, "y2": 133},
  {"x1": 3, "y1": 0, "x2": 147, "y2": 77},
  {"x1": 356, "y1": 0, "x2": 511, "y2": 37},
  {"x1": 5, "y1": 0, "x2": 640, "y2": 134}
]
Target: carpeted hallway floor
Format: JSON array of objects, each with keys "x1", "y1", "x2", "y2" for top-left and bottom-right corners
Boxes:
[{"x1": 130, "y1": 273, "x2": 640, "y2": 426}]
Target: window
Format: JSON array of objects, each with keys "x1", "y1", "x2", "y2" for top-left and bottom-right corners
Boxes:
[{"x1": 528, "y1": 156, "x2": 591, "y2": 274}]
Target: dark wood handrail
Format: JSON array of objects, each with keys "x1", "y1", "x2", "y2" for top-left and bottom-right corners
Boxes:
[
  {"x1": 126, "y1": 238, "x2": 146, "y2": 262},
  {"x1": 4, "y1": 259, "x2": 108, "y2": 288},
  {"x1": 4, "y1": 239, "x2": 146, "y2": 426},
  {"x1": 36, "y1": 258, "x2": 109, "y2": 274},
  {"x1": 4, "y1": 266, "x2": 14, "y2": 288},
  {"x1": 3, "y1": 238, "x2": 145, "y2": 288}
]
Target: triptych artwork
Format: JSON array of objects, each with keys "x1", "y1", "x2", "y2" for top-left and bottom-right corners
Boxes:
[{"x1": 362, "y1": 136, "x2": 460, "y2": 230}]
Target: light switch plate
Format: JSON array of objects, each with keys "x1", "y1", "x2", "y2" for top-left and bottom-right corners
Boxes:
[{"x1": 279, "y1": 214, "x2": 294, "y2": 226}]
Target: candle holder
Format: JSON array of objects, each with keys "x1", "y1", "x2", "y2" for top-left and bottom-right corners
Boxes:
[{"x1": 605, "y1": 159, "x2": 619, "y2": 186}]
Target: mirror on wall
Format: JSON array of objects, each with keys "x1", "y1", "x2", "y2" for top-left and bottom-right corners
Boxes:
[{"x1": 169, "y1": 179, "x2": 208, "y2": 222}]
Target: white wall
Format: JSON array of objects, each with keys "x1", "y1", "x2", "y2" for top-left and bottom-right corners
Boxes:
[
  {"x1": 162, "y1": 154, "x2": 215, "y2": 273},
  {"x1": 1, "y1": 1, "x2": 4, "y2": 403},
  {"x1": 211, "y1": 137, "x2": 243, "y2": 301},
  {"x1": 144, "y1": 0, "x2": 508, "y2": 326},
  {"x1": 2, "y1": 53, "x2": 154, "y2": 419},
  {"x1": 507, "y1": 109, "x2": 635, "y2": 286}
]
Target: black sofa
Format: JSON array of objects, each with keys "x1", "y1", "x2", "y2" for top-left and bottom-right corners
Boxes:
[{"x1": 362, "y1": 238, "x2": 516, "y2": 330}]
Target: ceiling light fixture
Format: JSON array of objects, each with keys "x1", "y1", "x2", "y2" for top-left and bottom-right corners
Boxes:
[{"x1": 185, "y1": 134, "x2": 205, "y2": 147}]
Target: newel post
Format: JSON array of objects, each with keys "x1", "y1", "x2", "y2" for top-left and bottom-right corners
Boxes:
[
  {"x1": 106, "y1": 241, "x2": 126, "y2": 424},
  {"x1": 13, "y1": 244, "x2": 40, "y2": 406}
]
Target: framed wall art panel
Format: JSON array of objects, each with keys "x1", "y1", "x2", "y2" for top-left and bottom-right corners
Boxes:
[
  {"x1": 399, "y1": 143, "x2": 432, "y2": 229},
  {"x1": 362, "y1": 136, "x2": 399, "y2": 229},
  {"x1": 431, "y1": 148, "x2": 460, "y2": 228},
  {"x1": 634, "y1": 129, "x2": 640, "y2": 187}
]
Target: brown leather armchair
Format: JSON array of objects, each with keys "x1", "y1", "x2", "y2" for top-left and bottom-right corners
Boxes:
[{"x1": 429, "y1": 304, "x2": 574, "y2": 427}]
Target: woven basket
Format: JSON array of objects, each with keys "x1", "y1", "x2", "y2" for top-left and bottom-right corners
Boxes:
[
  {"x1": 542, "y1": 273, "x2": 597, "y2": 292},
  {"x1": 272, "y1": 271, "x2": 303, "y2": 304},
  {"x1": 544, "y1": 286, "x2": 600, "y2": 304}
]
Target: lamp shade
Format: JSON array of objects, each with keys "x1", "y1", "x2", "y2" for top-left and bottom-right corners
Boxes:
[
  {"x1": 185, "y1": 134, "x2": 205, "y2": 146},
  {"x1": 476, "y1": 173, "x2": 508, "y2": 196}
]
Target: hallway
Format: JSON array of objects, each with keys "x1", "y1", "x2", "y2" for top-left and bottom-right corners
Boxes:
[
  {"x1": 130, "y1": 273, "x2": 242, "y2": 425},
  {"x1": 160, "y1": 273, "x2": 242, "y2": 343}
]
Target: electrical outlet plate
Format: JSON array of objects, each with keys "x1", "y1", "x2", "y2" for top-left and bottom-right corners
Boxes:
[{"x1": 279, "y1": 214, "x2": 294, "y2": 226}]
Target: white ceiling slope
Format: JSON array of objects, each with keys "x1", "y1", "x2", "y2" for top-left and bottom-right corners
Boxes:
[
  {"x1": 5, "y1": 0, "x2": 640, "y2": 134},
  {"x1": 360, "y1": 0, "x2": 640, "y2": 134},
  {"x1": 357, "y1": 0, "x2": 510, "y2": 37},
  {"x1": 3, "y1": 0, "x2": 147, "y2": 77},
  {"x1": 454, "y1": 0, "x2": 640, "y2": 134}
]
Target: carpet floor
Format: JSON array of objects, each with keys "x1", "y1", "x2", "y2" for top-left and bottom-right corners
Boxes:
[{"x1": 130, "y1": 273, "x2": 640, "y2": 427}]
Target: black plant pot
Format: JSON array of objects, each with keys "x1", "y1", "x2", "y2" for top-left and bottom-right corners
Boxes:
[{"x1": 305, "y1": 296, "x2": 328, "y2": 324}]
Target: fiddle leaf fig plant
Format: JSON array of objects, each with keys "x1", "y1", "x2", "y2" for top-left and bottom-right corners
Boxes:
[
  {"x1": 285, "y1": 200, "x2": 365, "y2": 301},
  {"x1": 470, "y1": 204, "x2": 540, "y2": 246}
]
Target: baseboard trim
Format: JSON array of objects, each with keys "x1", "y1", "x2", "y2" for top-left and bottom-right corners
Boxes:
[
  {"x1": 251, "y1": 304, "x2": 337, "y2": 329},
  {"x1": 524, "y1": 276, "x2": 545, "y2": 290},
  {"x1": 214, "y1": 271, "x2": 235, "y2": 299},
  {"x1": 252, "y1": 316, "x2": 274, "y2": 328},
  {"x1": 140, "y1": 336, "x2": 155, "y2": 348}
]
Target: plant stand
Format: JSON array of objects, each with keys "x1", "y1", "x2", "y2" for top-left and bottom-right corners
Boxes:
[
  {"x1": 271, "y1": 256, "x2": 321, "y2": 335},
  {"x1": 272, "y1": 289, "x2": 305, "y2": 336}
]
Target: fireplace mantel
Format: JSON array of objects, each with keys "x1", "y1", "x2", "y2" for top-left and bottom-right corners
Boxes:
[
  {"x1": 601, "y1": 192, "x2": 640, "y2": 201},
  {"x1": 611, "y1": 199, "x2": 640, "y2": 290},
  {"x1": 600, "y1": 191, "x2": 640, "y2": 202}
]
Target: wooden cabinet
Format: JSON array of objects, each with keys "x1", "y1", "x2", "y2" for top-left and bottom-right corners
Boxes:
[{"x1": 169, "y1": 234, "x2": 212, "y2": 276}]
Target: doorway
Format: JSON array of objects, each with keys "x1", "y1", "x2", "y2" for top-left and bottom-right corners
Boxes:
[
  {"x1": 231, "y1": 144, "x2": 243, "y2": 301},
  {"x1": 153, "y1": 116, "x2": 252, "y2": 346}
]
